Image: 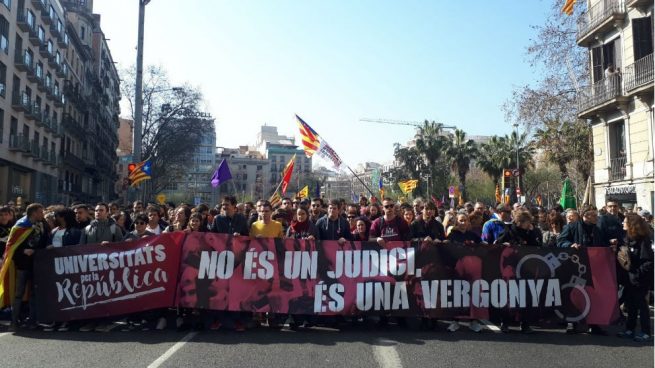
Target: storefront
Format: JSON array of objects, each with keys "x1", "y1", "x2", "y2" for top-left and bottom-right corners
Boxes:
[{"x1": 604, "y1": 185, "x2": 637, "y2": 209}]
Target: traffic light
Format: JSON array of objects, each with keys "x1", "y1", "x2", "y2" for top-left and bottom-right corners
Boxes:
[{"x1": 502, "y1": 169, "x2": 512, "y2": 190}]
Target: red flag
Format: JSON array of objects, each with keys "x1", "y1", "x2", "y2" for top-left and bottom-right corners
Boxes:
[{"x1": 280, "y1": 154, "x2": 296, "y2": 195}]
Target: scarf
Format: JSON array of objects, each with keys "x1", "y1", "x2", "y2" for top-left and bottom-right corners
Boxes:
[{"x1": 290, "y1": 219, "x2": 310, "y2": 234}]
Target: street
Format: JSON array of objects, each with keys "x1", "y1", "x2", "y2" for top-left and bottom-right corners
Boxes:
[{"x1": 0, "y1": 322, "x2": 652, "y2": 368}]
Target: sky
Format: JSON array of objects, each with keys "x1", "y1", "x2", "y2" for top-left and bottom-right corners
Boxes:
[{"x1": 94, "y1": 0, "x2": 554, "y2": 168}]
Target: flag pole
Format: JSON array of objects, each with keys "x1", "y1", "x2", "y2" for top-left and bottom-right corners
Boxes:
[{"x1": 346, "y1": 165, "x2": 375, "y2": 198}]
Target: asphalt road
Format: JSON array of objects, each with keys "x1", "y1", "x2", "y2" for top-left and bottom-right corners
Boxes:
[{"x1": 0, "y1": 322, "x2": 652, "y2": 368}]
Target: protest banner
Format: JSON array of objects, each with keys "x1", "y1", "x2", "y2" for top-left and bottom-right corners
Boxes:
[
  {"x1": 177, "y1": 233, "x2": 619, "y2": 325},
  {"x1": 34, "y1": 232, "x2": 185, "y2": 322}
]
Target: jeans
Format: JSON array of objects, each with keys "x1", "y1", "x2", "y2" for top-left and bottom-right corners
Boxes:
[
  {"x1": 12, "y1": 269, "x2": 37, "y2": 325},
  {"x1": 625, "y1": 285, "x2": 651, "y2": 335}
]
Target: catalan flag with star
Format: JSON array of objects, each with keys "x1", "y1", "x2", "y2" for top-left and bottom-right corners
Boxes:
[
  {"x1": 398, "y1": 179, "x2": 419, "y2": 194},
  {"x1": 296, "y1": 115, "x2": 343, "y2": 168},
  {"x1": 129, "y1": 159, "x2": 152, "y2": 187}
]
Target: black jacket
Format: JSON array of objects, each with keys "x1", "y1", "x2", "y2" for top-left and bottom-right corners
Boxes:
[
  {"x1": 410, "y1": 218, "x2": 445, "y2": 241},
  {"x1": 315, "y1": 216, "x2": 353, "y2": 241},
  {"x1": 211, "y1": 213, "x2": 249, "y2": 235},
  {"x1": 446, "y1": 229, "x2": 482, "y2": 244},
  {"x1": 622, "y1": 236, "x2": 654, "y2": 290},
  {"x1": 597, "y1": 214, "x2": 625, "y2": 246},
  {"x1": 59, "y1": 227, "x2": 82, "y2": 246},
  {"x1": 557, "y1": 221, "x2": 608, "y2": 248},
  {"x1": 496, "y1": 224, "x2": 543, "y2": 246}
]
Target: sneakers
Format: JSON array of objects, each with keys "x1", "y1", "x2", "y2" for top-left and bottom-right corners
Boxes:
[
  {"x1": 209, "y1": 320, "x2": 222, "y2": 331},
  {"x1": 469, "y1": 320, "x2": 482, "y2": 333},
  {"x1": 156, "y1": 317, "x2": 167, "y2": 330},
  {"x1": 566, "y1": 323, "x2": 579, "y2": 334},
  {"x1": 588, "y1": 325, "x2": 607, "y2": 335},
  {"x1": 39, "y1": 322, "x2": 56, "y2": 332},
  {"x1": 447, "y1": 321, "x2": 460, "y2": 332},
  {"x1": 633, "y1": 332, "x2": 652, "y2": 342},
  {"x1": 79, "y1": 322, "x2": 96, "y2": 332},
  {"x1": 500, "y1": 323, "x2": 510, "y2": 333},
  {"x1": 617, "y1": 330, "x2": 634, "y2": 338},
  {"x1": 57, "y1": 322, "x2": 69, "y2": 332}
]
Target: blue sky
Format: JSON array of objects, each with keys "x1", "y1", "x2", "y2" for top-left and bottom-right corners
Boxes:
[{"x1": 95, "y1": 0, "x2": 553, "y2": 167}]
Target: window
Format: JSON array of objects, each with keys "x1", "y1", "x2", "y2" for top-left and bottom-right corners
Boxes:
[
  {"x1": 633, "y1": 17, "x2": 653, "y2": 61},
  {"x1": 1, "y1": 0, "x2": 9, "y2": 10},
  {"x1": 0, "y1": 61, "x2": 5, "y2": 98},
  {"x1": 35, "y1": 61, "x2": 43, "y2": 78},
  {"x1": 591, "y1": 39, "x2": 620, "y2": 83},
  {"x1": 47, "y1": 39, "x2": 53, "y2": 55},
  {"x1": 38, "y1": 26, "x2": 45, "y2": 43},
  {"x1": 0, "y1": 108, "x2": 4, "y2": 144},
  {"x1": 0, "y1": 16, "x2": 8, "y2": 55},
  {"x1": 610, "y1": 121, "x2": 625, "y2": 159},
  {"x1": 80, "y1": 25, "x2": 85, "y2": 40},
  {"x1": 26, "y1": 10, "x2": 36, "y2": 29}
]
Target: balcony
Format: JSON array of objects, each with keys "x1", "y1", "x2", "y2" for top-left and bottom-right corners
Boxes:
[
  {"x1": 577, "y1": 0, "x2": 626, "y2": 46},
  {"x1": 55, "y1": 63, "x2": 65, "y2": 78},
  {"x1": 16, "y1": 12, "x2": 33, "y2": 32},
  {"x1": 42, "y1": 115, "x2": 52, "y2": 131},
  {"x1": 609, "y1": 156, "x2": 627, "y2": 181},
  {"x1": 57, "y1": 33, "x2": 68, "y2": 48},
  {"x1": 14, "y1": 50, "x2": 31, "y2": 72},
  {"x1": 36, "y1": 74, "x2": 46, "y2": 92},
  {"x1": 577, "y1": 74, "x2": 626, "y2": 118},
  {"x1": 51, "y1": 119, "x2": 62, "y2": 137},
  {"x1": 626, "y1": 0, "x2": 651, "y2": 9},
  {"x1": 31, "y1": 103, "x2": 43, "y2": 122},
  {"x1": 41, "y1": 6, "x2": 52, "y2": 24},
  {"x1": 624, "y1": 53, "x2": 653, "y2": 93},
  {"x1": 39, "y1": 146, "x2": 49, "y2": 162},
  {"x1": 26, "y1": 66, "x2": 39, "y2": 83},
  {"x1": 28, "y1": 27, "x2": 40, "y2": 46},
  {"x1": 53, "y1": 90, "x2": 64, "y2": 107},
  {"x1": 32, "y1": 0, "x2": 47, "y2": 11},
  {"x1": 11, "y1": 92, "x2": 31, "y2": 112},
  {"x1": 38, "y1": 43, "x2": 50, "y2": 58},
  {"x1": 50, "y1": 23, "x2": 61, "y2": 38},
  {"x1": 9, "y1": 134, "x2": 29, "y2": 152},
  {"x1": 63, "y1": 152, "x2": 85, "y2": 170}
]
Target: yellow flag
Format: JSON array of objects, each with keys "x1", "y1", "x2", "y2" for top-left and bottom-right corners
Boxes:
[
  {"x1": 398, "y1": 179, "x2": 419, "y2": 194},
  {"x1": 297, "y1": 185, "x2": 309, "y2": 199}
]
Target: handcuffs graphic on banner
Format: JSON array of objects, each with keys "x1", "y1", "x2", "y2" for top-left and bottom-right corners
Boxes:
[{"x1": 515, "y1": 252, "x2": 591, "y2": 322}]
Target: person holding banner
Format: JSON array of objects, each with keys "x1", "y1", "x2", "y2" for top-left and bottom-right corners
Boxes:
[
  {"x1": 1, "y1": 203, "x2": 47, "y2": 331},
  {"x1": 123, "y1": 214, "x2": 155, "y2": 241},
  {"x1": 369, "y1": 198, "x2": 411, "y2": 246},
  {"x1": 286, "y1": 207, "x2": 318, "y2": 240},
  {"x1": 410, "y1": 202, "x2": 445, "y2": 243},
  {"x1": 617, "y1": 213, "x2": 653, "y2": 342},
  {"x1": 250, "y1": 202, "x2": 284, "y2": 239},
  {"x1": 211, "y1": 196, "x2": 249, "y2": 236},
  {"x1": 316, "y1": 200, "x2": 352, "y2": 243}
]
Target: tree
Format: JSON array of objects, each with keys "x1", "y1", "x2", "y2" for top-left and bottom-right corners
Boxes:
[
  {"x1": 445, "y1": 129, "x2": 477, "y2": 201},
  {"x1": 413, "y1": 121, "x2": 450, "y2": 196},
  {"x1": 120, "y1": 65, "x2": 214, "y2": 194},
  {"x1": 477, "y1": 135, "x2": 508, "y2": 185},
  {"x1": 503, "y1": 0, "x2": 593, "y2": 188}
]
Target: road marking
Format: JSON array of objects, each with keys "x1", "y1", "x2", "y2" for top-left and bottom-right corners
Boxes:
[
  {"x1": 373, "y1": 339, "x2": 403, "y2": 368},
  {"x1": 0, "y1": 332, "x2": 11, "y2": 338},
  {"x1": 480, "y1": 319, "x2": 501, "y2": 333},
  {"x1": 147, "y1": 331, "x2": 197, "y2": 368}
]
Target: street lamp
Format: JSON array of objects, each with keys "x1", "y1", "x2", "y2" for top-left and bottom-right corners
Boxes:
[{"x1": 133, "y1": 0, "x2": 152, "y2": 162}]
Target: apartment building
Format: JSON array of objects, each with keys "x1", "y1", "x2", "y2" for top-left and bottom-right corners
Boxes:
[
  {"x1": 0, "y1": 0, "x2": 119, "y2": 205},
  {"x1": 577, "y1": 0, "x2": 654, "y2": 211},
  {"x1": 217, "y1": 146, "x2": 270, "y2": 202},
  {"x1": 0, "y1": 0, "x2": 67, "y2": 204}
]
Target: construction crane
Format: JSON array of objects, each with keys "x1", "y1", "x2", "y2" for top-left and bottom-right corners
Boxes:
[{"x1": 359, "y1": 118, "x2": 457, "y2": 130}]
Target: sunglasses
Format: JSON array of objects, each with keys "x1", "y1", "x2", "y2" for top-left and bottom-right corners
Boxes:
[
  {"x1": 383, "y1": 205, "x2": 394, "y2": 209},
  {"x1": 347, "y1": 215, "x2": 357, "y2": 219}
]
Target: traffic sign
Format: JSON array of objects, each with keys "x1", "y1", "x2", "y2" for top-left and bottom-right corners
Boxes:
[
  {"x1": 448, "y1": 186, "x2": 455, "y2": 198},
  {"x1": 512, "y1": 169, "x2": 521, "y2": 177}
]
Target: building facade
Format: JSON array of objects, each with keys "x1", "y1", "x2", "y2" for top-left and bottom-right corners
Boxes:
[
  {"x1": 577, "y1": 0, "x2": 654, "y2": 211},
  {"x1": 0, "y1": 0, "x2": 119, "y2": 205},
  {"x1": 216, "y1": 146, "x2": 270, "y2": 202}
]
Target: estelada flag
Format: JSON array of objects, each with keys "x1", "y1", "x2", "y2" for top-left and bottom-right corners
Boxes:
[
  {"x1": 280, "y1": 154, "x2": 296, "y2": 195},
  {"x1": 129, "y1": 159, "x2": 152, "y2": 187},
  {"x1": 398, "y1": 179, "x2": 419, "y2": 194},
  {"x1": 0, "y1": 216, "x2": 35, "y2": 308}
]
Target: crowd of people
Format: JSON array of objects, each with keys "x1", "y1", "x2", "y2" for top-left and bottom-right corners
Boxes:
[{"x1": 0, "y1": 195, "x2": 652, "y2": 342}]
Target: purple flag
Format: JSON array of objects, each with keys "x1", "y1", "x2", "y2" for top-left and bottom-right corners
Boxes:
[{"x1": 211, "y1": 159, "x2": 232, "y2": 188}]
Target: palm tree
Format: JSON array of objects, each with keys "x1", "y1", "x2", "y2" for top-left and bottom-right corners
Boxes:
[
  {"x1": 477, "y1": 135, "x2": 508, "y2": 185},
  {"x1": 446, "y1": 129, "x2": 478, "y2": 201},
  {"x1": 413, "y1": 120, "x2": 450, "y2": 196},
  {"x1": 506, "y1": 130, "x2": 536, "y2": 170}
]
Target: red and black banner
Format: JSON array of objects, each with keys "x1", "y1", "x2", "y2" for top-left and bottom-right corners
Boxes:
[
  {"x1": 34, "y1": 233, "x2": 184, "y2": 322},
  {"x1": 177, "y1": 233, "x2": 619, "y2": 325},
  {"x1": 34, "y1": 232, "x2": 619, "y2": 325}
]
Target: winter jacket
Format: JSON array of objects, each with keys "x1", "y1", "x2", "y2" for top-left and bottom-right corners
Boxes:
[
  {"x1": 557, "y1": 220, "x2": 608, "y2": 248},
  {"x1": 622, "y1": 236, "x2": 654, "y2": 290},
  {"x1": 315, "y1": 216, "x2": 353, "y2": 241},
  {"x1": 496, "y1": 224, "x2": 543, "y2": 246},
  {"x1": 410, "y1": 218, "x2": 445, "y2": 241},
  {"x1": 80, "y1": 219, "x2": 124, "y2": 245},
  {"x1": 211, "y1": 213, "x2": 249, "y2": 235}
]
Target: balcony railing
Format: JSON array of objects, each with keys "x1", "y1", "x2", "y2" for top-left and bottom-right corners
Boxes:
[
  {"x1": 624, "y1": 53, "x2": 654, "y2": 92},
  {"x1": 9, "y1": 134, "x2": 28, "y2": 151},
  {"x1": 577, "y1": 0, "x2": 625, "y2": 45},
  {"x1": 609, "y1": 156, "x2": 627, "y2": 181},
  {"x1": 578, "y1": 74, "x2": 622, "y2": 113}
]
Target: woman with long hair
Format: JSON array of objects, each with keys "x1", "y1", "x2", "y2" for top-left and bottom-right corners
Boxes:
[
  {"x1": 542, "y1": 210, "x2": 564, "y2": 247},
  {"x1": 286, "y1": 207, "x2": 318, "y2": 239},
  {"x1": 164, "y1": 206, "x2": 191, "y2": 232},
  {"x1": 617, "y1": 213, "x2": 653, "y2": 342}
]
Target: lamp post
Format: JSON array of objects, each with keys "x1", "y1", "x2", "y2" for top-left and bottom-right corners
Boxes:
[
  {"x1": 133, "y1": 0, "x2": 151, "y2": 162},
  {"x1": 513, "y1": 123, "x2": 521, "y2": 200}
]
